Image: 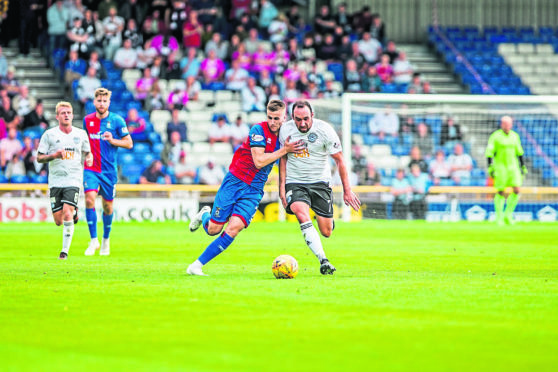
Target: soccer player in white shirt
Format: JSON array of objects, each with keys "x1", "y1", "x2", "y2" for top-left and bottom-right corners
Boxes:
[
  {"x1": 279, "y1": 101, "x2": 361, "y2": 274},
  {"x1": 37, "y1": 102, "x2": 93, "y2": 260}
]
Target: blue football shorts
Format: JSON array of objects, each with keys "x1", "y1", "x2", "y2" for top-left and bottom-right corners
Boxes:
[{"x1": 84, "y1": 169, "x2": 117, "y2": 201}]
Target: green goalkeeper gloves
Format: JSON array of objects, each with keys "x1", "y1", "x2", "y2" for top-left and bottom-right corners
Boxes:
[
  {"x1": 488, "y1": 165, "x2": 495, "y2": 179},
  {"x1": 521, "y1": 165, "x2": 528, "y2": 175}
]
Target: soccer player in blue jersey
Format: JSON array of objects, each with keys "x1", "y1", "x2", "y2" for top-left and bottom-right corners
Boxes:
[
  {"x1": 83, "y1": 88, "x2": 133, "y2": 256},
  {"x1": 187, "y1": 100, "x2": 304, "y2": 276}
]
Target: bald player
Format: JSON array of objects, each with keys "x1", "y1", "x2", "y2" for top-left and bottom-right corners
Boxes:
[{"x1": 485, "y1": 116, "x2": 527, "y2": 225}]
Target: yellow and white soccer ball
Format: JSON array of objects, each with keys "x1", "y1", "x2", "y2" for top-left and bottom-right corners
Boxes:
[{"x1": 272, "y1": 255, "x2": 299, "y2": 279}]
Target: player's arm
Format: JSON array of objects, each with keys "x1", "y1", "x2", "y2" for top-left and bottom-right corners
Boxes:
[
  {"x1": 37, "y1": 150, "x2": 65, "y2": 163},
  {"x1": 279, "y1": 155, "x2": 287, "y2": 208},
  {"x1": 83, "y1": 151, "x2": 93, "y2": 167},
  {"x1": 102, "y1": 132, "x2": 133, "y2": 149},
  {"x1": 331, "y1": 152, "x2": 361, "y2": 211},
  {"x1": 516, "y1": 135, "x2": 528, "y2": 175},
  {"x1": 485, "y1": 133, "x2": 496, "y2": 177},
  {"x1": 251, "y1": 136, "x2": 304, "y2": 169}
]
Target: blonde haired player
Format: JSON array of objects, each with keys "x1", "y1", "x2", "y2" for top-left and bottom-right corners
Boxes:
[
  {"x1": 279, "y1": 100, "x2": 361, "y2": 274},
  {"x1": 37, "y1": 102, "x2": 93, "y2": 259}
]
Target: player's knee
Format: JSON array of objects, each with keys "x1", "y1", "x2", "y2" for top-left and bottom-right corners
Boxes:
[
  {"x1": 207, "y1": 223, "x2": 223, "y2": 236},
  {"x1": 320, "y1": 228, "x2": 332, "y2": 238}
]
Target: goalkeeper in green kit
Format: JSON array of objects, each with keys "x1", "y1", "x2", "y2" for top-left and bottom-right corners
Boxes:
[{"x1": 485, "y1": 116, "x2": 528, "y2": 225}]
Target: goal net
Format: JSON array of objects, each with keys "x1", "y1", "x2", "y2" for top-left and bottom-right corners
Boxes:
[{"x1": 311, "y1": 94, "x2": 558, "y2": 222}]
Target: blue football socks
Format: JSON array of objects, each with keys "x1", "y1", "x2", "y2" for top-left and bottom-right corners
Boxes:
[
  {"x1": 198, "y1": 232, "x2": 234, "y2": 265},
  {"x1": 102, "y1": 213, "x2": 113, "y2": 239},
  {"x1": 86, "y1": 208, "x2": 97, "y2": 238}
]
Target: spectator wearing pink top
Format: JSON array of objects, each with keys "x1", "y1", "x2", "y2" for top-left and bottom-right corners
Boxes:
[
  {"x1": 135, "y1": 67, "x2": 155, "y2": 103},
  {"x1": 271, "y1": 42, "x2": 290, "y2": 73},
  {"x1": 231, "y1": 43, "x2": 252, "y2": 71},
  {"x1": 151, "y1": 33, "x2": 180, "y2": 58},
  {"x1": 375, "y1": 54, "x2": 393, "y2": 83},
  {"x1": 0, "y1": 128, "x2": 22, "y2": 171},
  {"x1": 283, "y1": 61, "x2": 303, "y2": 82},
  {"x1": 200, "y1": 49, "x2": 225, "y2": 88},
  {"x1": 251, "y1": 44, "x2": 272, "y2": 73},
  {"x1": 167, "y1": 81, "x2": 188, "y2": 110}
]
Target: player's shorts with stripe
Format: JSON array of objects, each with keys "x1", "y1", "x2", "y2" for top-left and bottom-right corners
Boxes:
[
  {"x1": 211, "y1": 172, "x2": 264, "y2": 227},
  {"x1": 49, "y1": 187, "x2": 80, "y2": 213},
  {"x1": 285, "y1": 182, "x2": 333, "y2": 218},
  {"x1": 84, "y1": 169, "x2": 117, "y2": 201},
  {"x1": 494, "y1": 167, "x2": 522, "y2": 190}
]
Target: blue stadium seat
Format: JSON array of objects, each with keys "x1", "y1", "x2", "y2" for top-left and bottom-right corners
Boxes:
[
  {"x1": 32, "y1": 174, "x2": 48, "y2": 184},
  {"x1": 148, "y1": 132, "x2": 162, "y2": 145},
  {"x1": 152, "y1": 142, "x2": 164, "y2": 154},
  {"x1": 0, "y1": 173, "x2": 7, "y2": 183},
  {"x1": 10, "y1": 175, "x2": 29, "y2": 184},
  {"x1": 133, "y1": 143, "x2": 150, "y2": 153}
]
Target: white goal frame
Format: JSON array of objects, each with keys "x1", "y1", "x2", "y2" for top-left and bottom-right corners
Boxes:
[{"x1": 339, "y1": 93, "x2": 558, "y2": 221}]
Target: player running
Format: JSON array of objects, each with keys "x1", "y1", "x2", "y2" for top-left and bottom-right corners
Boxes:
[
  {"x1": 83, "y1": 88, "x2": 133, "y2": 256},
  {"x1": 187, "y1": 100, "x2": 305, "y2": 276},
  {"x1": 486, "y1": 115, "x2": 527, "y2": 225},
  {"x1": 37, "y1": 101, "x2": 93, "y2": 259},
  {"x1": 279, "y1": 100, "x2": 361, "y2": 275}
]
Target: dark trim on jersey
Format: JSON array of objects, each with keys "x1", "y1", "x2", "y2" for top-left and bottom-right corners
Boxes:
[{"x1": 250, "y1": 144, "x2": 266, "y2": 148}]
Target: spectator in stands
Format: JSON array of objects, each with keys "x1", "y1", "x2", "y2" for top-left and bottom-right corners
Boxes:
[
  {"x1": 314, "y1": 5, "x2": 336, "y2": 35},
  {"x1": 0, "y1": 47, "x2": 7, "y2": 78},
  {"x1": 1, "y1": 66, "x2": 21, "y2": 98},
  {"x1": 413, "y1": 123, "x2": 434, "y2": 159},
  {"x1": 361, "y1": 65, "x2": 382, "y2": 93},
  {"x1": 358, "y1": 32, "x2": 382, "y2": 65},
  {"x1": 0, "y1": 118, "x2": 5, "y2": 141},
  {"x1": 140, "y1": 159, "x2": 171, "y2": 184},
  {"x1": 77, "y1": 66, "x2": 102, "y2": 105},
  {"x1": 408, "y1": 164, "x2": 429, "y2": 219},
  {"x1": 47, "y1": 0, "x2": 69, "y2": 57},
  {"x1": 198, "y1": 157, "x2": 225, "y2": 185},
  {"x1": 287, "y1": 37, "x2": 303, "y2": 62},
  {"x1": 392, "y1": 51, "x2": 414, "y2": 86},
  {"x1": 258, "y1": 0, "x2": 278, "y2": 37},
  {"x1": 134, "y1": 67, "x2": 155, "y2": 105},
  {"x1": 182, "y1": 10, "x2": 203, "y2": 49},
  {"x1": 441, "y1": 116, "x2": 463, "y2": 148},
  {"x1": 82, "y1": 10, "x2": 101, "y2": 52},
  {"x1": 161, "y1": 130, "x2": 182, "y2": 167},
  {"x1": 353, "y1": 6, "x2": 374, "y2": 35},
  {"x1": 86, "y1": 50, "x2": 107, "y2": 79},
  {"x1": 173, "y1": 150, "x2": 196, "y2": 184},
  {"x1": 267, "y1": 83, "x2": 281, "y2": 101},
  {"x1": 64, "y1": 50, "x2": 87, "y2": 93},
  {"x1": 151, "y1": 33, "x2": 180, "y2": 59},
  {"x1": 268, "y1": 14, "x2": 289, "y2": 45},
  {"x1": 252, "y1": 44, "x2": 272, "y2": 74},
  {"x1": 119, "y1": 0, "x2": 145, "y2": 27},
  {"x1": 407, "y1": 73, "x2": 423, "y2": 94},
  {"x1": 5, "y1": 153, "x2": 26, "y2": 180},
  {"x1": 369, "y1": 106, "x2": 399, "y2": 140},
  {"x1": 300, "y1": 34, "x2": 317, "y2": 62},
  {"x1": 0, "y1": 96, "x2": 20, "y2": 130},
  {"x1": 24, "y1": 136, "x2": 46, "y2": 177},
  {"x1": 384, "y1": 41, "x2": 399, "y2": 64},
  {"x1": 123, "y1": 18, "x2": 143, "y2": 50},
  {"x1": 408, "y1": 146, "x2": 428, "y2": 173},
  {"x1": 136, "y1": 39, "x2": 157, "y2": 69},
  {"x1": 399, "y1": 114, "x2": 416, "y2": 135},
  {"x1": 185, "y1": 76, "x2": 201, "y2": 102},
  {"x1": 286, "y1": 4, "x2": 302, "y2": 34},
  {"x1": 125, "y1": 108, "x2": 147, "y2": 142},
  {"x1": 370, "y1": 14, "x2": 386, "y2": 46},
  {"x1": 348, "y1": 41, "x2": 367, "y2": 72},
  {"x1": 352, "y1": 145, "x2": 368, "y2": 181},
  {"x1": 208, "y1": 115, "x2": 231, "y2": 145},
  {"x1": 344, "y1": 59, "x2": 362, "y2": 93},
  {"x1": 0, "y1": 128, "x2": 23, "y2": 171},
  {"x1": 142, "y1": 9, "x2": 165, "y2": 41},
  {"x1": 304, "y1": 80, "x2": 320, "y2": 99},
  {"x1": 375, "y1": 53, "x2": 394, "y2": 83},
  {"x1": 177, "y1": 47, "x2": 199, "y2": 79},
  {"x1": 230, "y1": 115, "x2": 250, "y2": 150},
  {"x1": 167, "y1": 108, "x2": 187, "y2": 142},
  {"x1": 200, "y1": 49, "x2": 226, "y2": 88},
  {"x1": 224, "y1": 59, "x2": 249, "y2": 94},
  {"x1": 98, "y1": 0, "x2": 119, "y2": 20},
  {"x1": 150, "y1": 55, "x2": 164, "y2": 78},
  {"x1": 447, "y1": 143, "x2": 473, "y2": 185},
  {"x1": 67, "y1": 17, "x2": 91, "y2": 59},
  {"x1": 335, "y1": 2, "x2": 353, "y2": 34},
  {"x1": 145, "y1": 80, "x2": 164, "y2": 111},
  {"x1": 363, "y1": 163, "x2": 381, "y2": 186},
  {"x1": 102, "y1": 6, "x2": 124, "y2": 60},
  {"x1": 231, "y1": 42, "x2": 252, "y2": 72},
  {"x1": 283, "y1": 78, "x2": 301, "y2": 106},
  {"x1": 338, "y1": 34, "x2": 353, "y2": 62},
  {"x1": 21, "y1": 100, "x2": 48, "y2": 132},
  {"x1": 422, "y1": 81, "x2": 435, "y2": 94},
  {"x1": 429, "y1": 149, "x2": 452, "y2": 185},
  {"x1": 167, "y1": 81, "x2": 188, "y2": 110},
  {"x1": 12, "y1": 85, "x2": 37, "y2": 118},
  {"x1": 113, "y1": 38, "x2": 138, "y2": 69},
  {"x1": 391, "y1": 168, "x2": 411, "y2": 219},
  {"x1": 241, "y1": 77, "x2": 266, "y2": 112},
  {"x1": 321, "y1": 79, "x2": 342, "y2": 99},
  {"x1": 205, "y1": 32, "x2": 229, "y2": 61},
  {"x1": 271, "y1": 40, "x2": 290, "y2": 75},
  {"x1": 244, "y1": 28, "x2": 260, "y2": 54},
  {"x1": 317, "y1": 34, "x2": 338, "y2": 62}
]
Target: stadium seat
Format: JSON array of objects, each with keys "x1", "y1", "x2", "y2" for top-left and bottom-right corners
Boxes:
[{"x1": 10, "y1": 175, "x2": 29, "y2": 184}]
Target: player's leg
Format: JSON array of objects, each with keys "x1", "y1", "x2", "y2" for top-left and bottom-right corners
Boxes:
[
  {"x1": 190, "y1": 174, "x2": 235, "y2": 236},
  {"x1": 59, "y1": 188, "x2": 79, "y2": 260},
  {"x1": 504, "y1": 169, "x2": 522, "y2": 225},
  {"x1": 84, "y1": 170, "x2": 100, "y2": 254},
  {"x1": 493, "y1": 168, "x2": 507, "y2": 225},
  {"x1": 187, "y1": 217, "x2": 245, "y2": 276},
  {"x1": 98, "y1": 177, "x2": 116, "y2": 256}
]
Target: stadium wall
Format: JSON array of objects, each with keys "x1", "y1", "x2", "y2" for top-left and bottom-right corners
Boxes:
[{"x1": 340, "y1": 0, "x2": 558, "y2": 42}]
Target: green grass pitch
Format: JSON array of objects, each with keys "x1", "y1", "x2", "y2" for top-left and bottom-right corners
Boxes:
[{"x1": 1, "y1": 220, "x2": 557, "y2": 371}]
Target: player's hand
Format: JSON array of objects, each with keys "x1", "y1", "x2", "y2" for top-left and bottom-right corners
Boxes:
[
  {"x1": 521, "y1": 165, "x2": 528, "y2": 175},
  {"x1": 488, "y1": 165, "x2": 495, "y2": 179},
  {"x1": 102, "y1": 131, "x2": 113, "y2": 143},
  {"x1": 279, "y1": 192, "x2": 287, "y2": 208},
  {"x1": 343, "y1": 190, "x2": 361, "y2": 212},
  {"x1": 284, "y1": 136, "x2": 305, "y2": 154},
  {"x1": 85, "y1": 153, "x2": 93, "y2": 167},
  {"x1": 53, "y1": 149, "x2": 65, "y2": 159}
]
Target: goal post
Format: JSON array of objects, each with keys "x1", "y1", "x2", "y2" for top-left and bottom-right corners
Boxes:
[{"x1": 313, "y1": 93, "x2": 558, "y2": 222}]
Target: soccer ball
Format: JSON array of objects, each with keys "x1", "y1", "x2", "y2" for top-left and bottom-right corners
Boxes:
[{"x1": 272, "y1": 255, "x2": 298, "y2": 279}]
